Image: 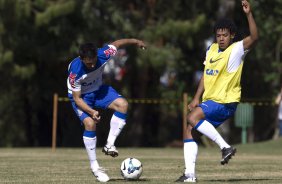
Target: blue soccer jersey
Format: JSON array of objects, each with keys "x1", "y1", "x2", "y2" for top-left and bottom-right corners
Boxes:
[{"x1": 67, "y1": 45, "x2": 117, "y2": 94}]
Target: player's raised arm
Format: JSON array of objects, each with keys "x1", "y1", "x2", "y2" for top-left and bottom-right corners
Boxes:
[
  {"x1": 242, "y1": 0, "x2": 258, "y2": 50},
  {"x1": 110, "y1": 39, "x2": 146, "y2": 49}
]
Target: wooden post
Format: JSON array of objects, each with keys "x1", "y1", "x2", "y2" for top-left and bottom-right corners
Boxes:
[
  {"x1": 52, "y1": 93, "x2": 58, "y2": 152},
  {"x1": 182, "y1": 93, "x2": 188, "y2": 140}
]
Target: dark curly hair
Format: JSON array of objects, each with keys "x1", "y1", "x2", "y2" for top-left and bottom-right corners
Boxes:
[
  {"x1": 79, "y1": 42, "x2": 97, "y2": 59},
  {"x1": 214, "y1": 18, "x2": 237, "y2": 34}
]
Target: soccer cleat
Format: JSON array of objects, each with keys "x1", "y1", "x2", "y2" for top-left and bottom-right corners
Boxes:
[
  {"x1": 175, "y1": 173, "x2": 197, "y2": 182},
  {"x1": 92, "y1": 167, "x2": 110, "y2": 182},
  {"x1": 220, "y1": 147, "x2": 237, "y2": 165},
  {"x1": 102, "y1": 145, "x2": 119, "y2": 157}
]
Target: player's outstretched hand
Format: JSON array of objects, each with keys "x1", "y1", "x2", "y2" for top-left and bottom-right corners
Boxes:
[
  {"x1": 136, "y1": 39, "x2": 146, "y2": 50},
  {"x1": 242, "y1": 0, "x2": 251, "y2": 14}
]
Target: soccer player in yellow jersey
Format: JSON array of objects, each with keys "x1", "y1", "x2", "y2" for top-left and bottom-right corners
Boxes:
[{"x1": 176, "y1": 0, "x2": 258, "y2": 182}]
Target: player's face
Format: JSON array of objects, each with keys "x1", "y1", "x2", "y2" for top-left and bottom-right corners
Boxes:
[
  {"x1": 215, "y1": 29, "x2": 234, "y2": 50},
  {"x1": 83, "y1": 57, "x2": 97, "y2": 69}
]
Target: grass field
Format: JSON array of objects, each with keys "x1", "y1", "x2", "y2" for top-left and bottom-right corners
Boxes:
[{"x1": 0, "y1": 138, "x2": 282, "y2": 184}]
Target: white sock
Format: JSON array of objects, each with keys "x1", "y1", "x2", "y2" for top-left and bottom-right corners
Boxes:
[
  {"x1": 83, "y1": 136, "x2": 99, "y2": 171},
  {"x1": 184, "y1": 140, "x2": 198, "y2": 175},
  {"x1": 106, "y1": 114, "x2": 126, "y2": 146},
  {"x1": 196, "y1": 120, "x2": 230, "y2": 149}
]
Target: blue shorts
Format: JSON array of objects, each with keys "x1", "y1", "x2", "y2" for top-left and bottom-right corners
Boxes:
[
  {"x1": 199, "y1": 100, "x2": 238, "y2": 127},
  {"x1": 68, "y1": 85, "x2": 123, "y2": 122}
]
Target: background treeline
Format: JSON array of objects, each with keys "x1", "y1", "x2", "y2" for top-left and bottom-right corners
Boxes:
[{"x1": 0, "y1": 0, "x2": 281, "y2": 147}]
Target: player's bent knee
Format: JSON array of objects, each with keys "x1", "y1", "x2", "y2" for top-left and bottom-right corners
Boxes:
[
  {"x1": 187, "y1": 113, "x2": 199, "y2": 127},
  {"x1": 83, "y1": 117, "x2": 97, "y2": 130},
  {"x1": 121, "y1": 99, "x2": 129, "y2": 108},
  {"x1": 187, "y1": 108, "x2": 205, "y2": 127},
  {"x1": 116, "y1": 98, "x2": 128, "y2": 111}
]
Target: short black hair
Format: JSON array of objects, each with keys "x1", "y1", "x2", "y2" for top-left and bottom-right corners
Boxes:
[
  {"x1": 214, "y1": 18, "x2": 237, "y2": 34},
  {"x1": 79, "y1": 42, "x2": 97, "y2": 59}
]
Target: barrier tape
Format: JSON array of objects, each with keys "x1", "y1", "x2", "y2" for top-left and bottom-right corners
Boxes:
[
  {"x1": 58, "y1": 97, "x2": 70, "y2": 102},
  {"x1": 128, "y1": 99, "x2": 181, "y2": 104},
  {"x1": 58, "y1": 97, "x2": 181, "y2": 104},
  {"x1": 57, "y1": 96, "x2": 275, "y2": 106},
  {"x1": 240, "y1": 101, "x2": 276, "y2": 106}
]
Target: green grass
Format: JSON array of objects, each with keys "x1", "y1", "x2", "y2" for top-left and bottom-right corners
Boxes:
[{"x1": 0, "y1": 138, "x2": 282, "y2": 183}]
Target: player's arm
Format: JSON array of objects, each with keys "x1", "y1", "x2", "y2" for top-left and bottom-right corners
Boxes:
[
  {"x1": 110, "y1": 39, "x2": 146, "y2": 49},
  {"x1": 188, "y1": 75, "x2": 205, "y2": 111},
  {"x1": 72, "y1": 91, "x2": 100, "y2": 121},
  {"x1": 242, "y1": 0, "x2": 258, "y2": 50}
]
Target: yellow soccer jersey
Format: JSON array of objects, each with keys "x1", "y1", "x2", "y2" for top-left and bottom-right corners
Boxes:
[{"x1": 202, "y1": 41, "x2": 247, "y2": 103}]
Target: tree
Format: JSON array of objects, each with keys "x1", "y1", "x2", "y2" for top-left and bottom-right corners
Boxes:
[{"x1": 0, "y1": 0, "x2": 280, "y2": 146}]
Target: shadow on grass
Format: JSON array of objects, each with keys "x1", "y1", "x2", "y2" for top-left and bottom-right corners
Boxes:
[
  {"x1": 110, "y1": 178, "x2": 150, "y2": 182},
  {"x1": 206, "y1": 178, "x2": 280, "y2": 182}
]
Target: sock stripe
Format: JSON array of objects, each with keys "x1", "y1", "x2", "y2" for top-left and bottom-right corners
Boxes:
[
  {"x1": 113, "y1": 111, "x2": 127, "y2": 120},
  {"x1": 83, "y1": 130, "x2": 96, "y2": 138},
  {"x1": 183, "y1": 139, "x2": 196, "y2": 143},
  {"x1": 194, "y1": 119, "x2": 205, "y2": 130}
]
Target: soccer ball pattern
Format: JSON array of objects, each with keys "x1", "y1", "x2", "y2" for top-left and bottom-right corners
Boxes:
[{"x1": 120, "y1": 158, "x2": 143, "y2": 180}]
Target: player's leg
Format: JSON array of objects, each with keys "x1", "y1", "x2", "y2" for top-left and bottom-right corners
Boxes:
[
  {"x1": 69, "y1": 95, "x2": 109, "y2": 182},
  {"x1": 82, "y1": 117, "x2": 109, "y2": 182},
  {"x1": 103, "y1": 98, "x2": 128, "y2": 157},
  {"x1": 188, "y1": 107, "x2": 231, "y2": 149},
  {"x1": 188, "y1": 101, "x2": 237, "y2": 165},
  {"x1": 82, "y1": 118, "x2": 98, "y2": 171},
  {"x1": 92, "y1": 85, "x2": 128, "y2": 157},
  {"x1": 192, "y1": 119, "x2": 236, "y2": 165},
  {"x1": 176, "y1": 125, "x2": 198, "y2": 182}
]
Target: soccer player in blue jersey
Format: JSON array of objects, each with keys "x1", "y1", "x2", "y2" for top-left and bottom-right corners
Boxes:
[
  {"x1": 67, "y1": 39, "x2": 146, "y2": 182},
  {"x1": 176, "y1": 0, "x2": 258, "y2": 182}
]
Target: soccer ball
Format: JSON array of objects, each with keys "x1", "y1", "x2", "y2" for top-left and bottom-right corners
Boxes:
[{"x1": 120, "y1": 158, "x2": 143, "y2": 180}]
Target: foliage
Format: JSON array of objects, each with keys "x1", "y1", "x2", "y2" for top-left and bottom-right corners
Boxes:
[
  {"x1": 251, "y1": 0, "x2": 282, "y2": 89},
  {"x1": 0, "y1": 0, "x2": 280, "y2": 146}
]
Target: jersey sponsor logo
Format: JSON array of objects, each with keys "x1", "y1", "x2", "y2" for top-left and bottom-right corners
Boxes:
[
  {"x1": 81, "y1": 79, "x2": 96, "y2": 86},
  {"x1": 206, "y1": 69, "x2": 219, "y2": 76},
  {"x1": 210, "y1": 57, "x2": 223, "y2": 63},
  {"x1": 104, "y1": 47, "x2": 116, "y2": 57},
  {"x1": 69, "y1": 72, "x2": 77, "y2": 88}
]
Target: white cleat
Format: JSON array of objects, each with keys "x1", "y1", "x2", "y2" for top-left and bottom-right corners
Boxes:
[
  {"x1": 92, "y1": 167, "x2": 110, "y2": 182},
  {"x1": 102, "y1": 145, "x2": 119, "y2": 157}
]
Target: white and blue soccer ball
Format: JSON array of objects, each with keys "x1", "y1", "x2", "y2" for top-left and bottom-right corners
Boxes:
[{"x1": 120, "y1": 158, "x2": 143, "y2": 180}]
